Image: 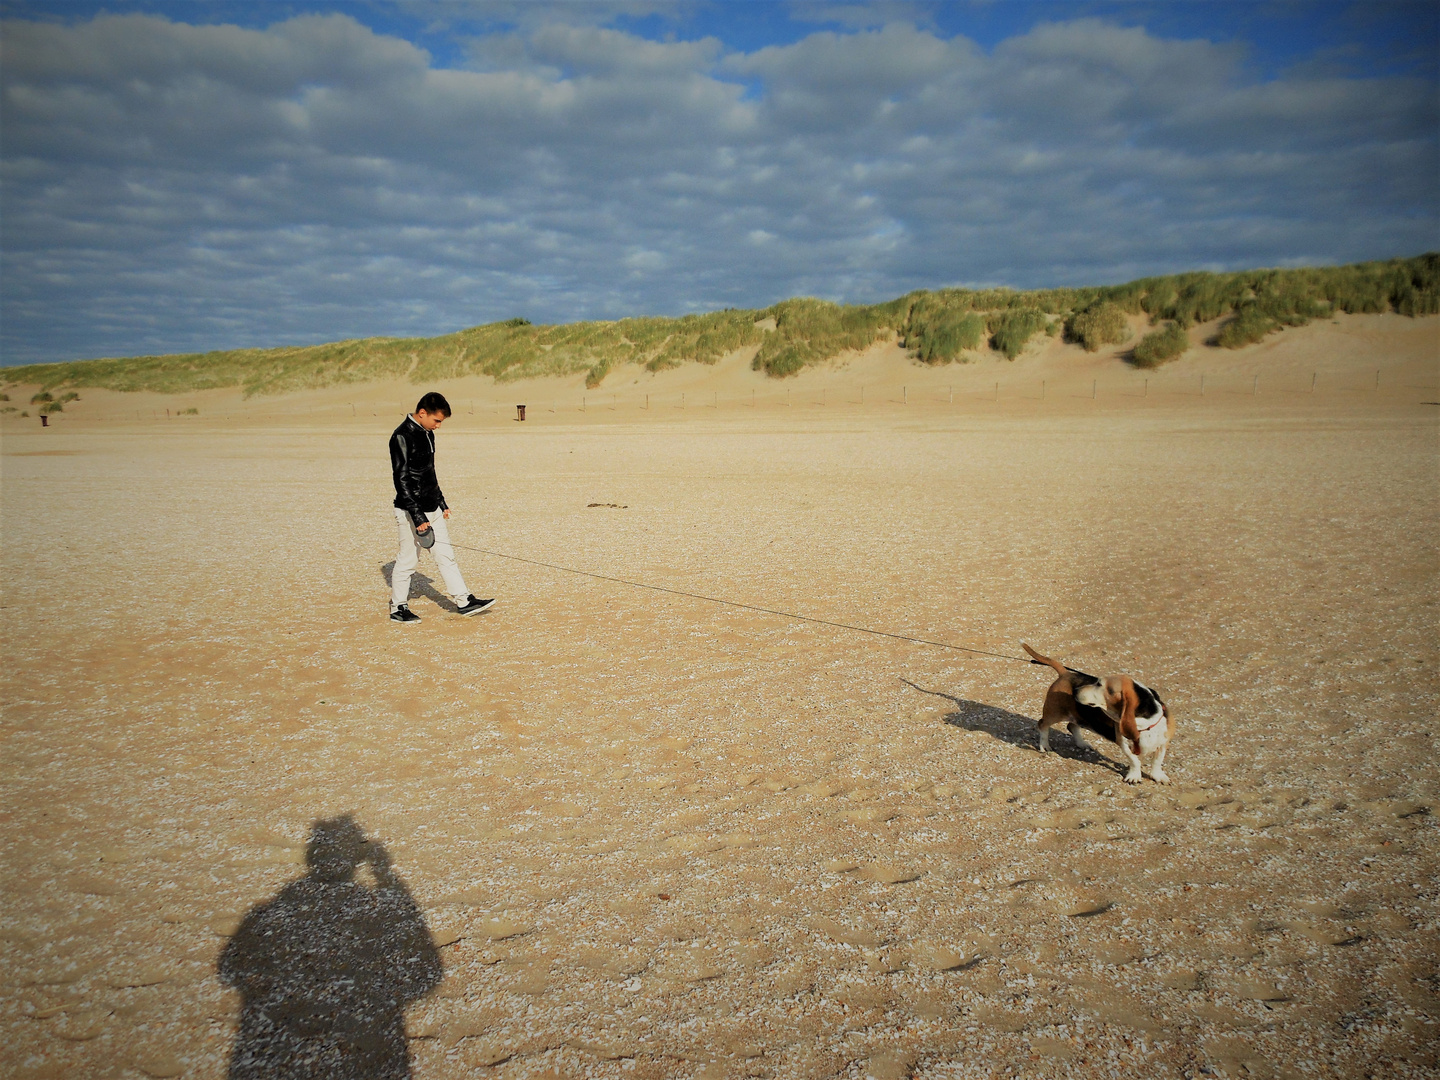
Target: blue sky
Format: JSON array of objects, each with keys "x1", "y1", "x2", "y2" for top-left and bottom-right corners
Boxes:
[{"x1": 2, "y1": 1, "x2": 1436, "y2": 364}]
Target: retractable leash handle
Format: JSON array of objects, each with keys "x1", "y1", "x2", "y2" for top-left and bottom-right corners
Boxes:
[{"x1": 412, "y1": 515, "x2": 436, "y2": 549}]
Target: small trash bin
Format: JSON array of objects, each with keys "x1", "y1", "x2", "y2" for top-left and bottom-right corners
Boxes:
[
  {"x1": 516, "y1": 405, "x2": 526, "y2": 421},
  {"x1": 40, "y1": 415, "x2": 48, "y2": 427}
]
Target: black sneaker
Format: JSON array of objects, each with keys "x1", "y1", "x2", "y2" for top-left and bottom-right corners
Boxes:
[
  {"x1": 456, "y1": 595, "x2": 496, "y2": 616},
  {"x1": 390, "y1": 604, "x2": 421, "y2": 623}
]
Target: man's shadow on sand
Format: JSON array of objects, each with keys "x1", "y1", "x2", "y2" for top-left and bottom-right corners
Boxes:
[
  {"x1": 218, "y1": 815, "x2": 441, "y2": 1080},
  {"x1": 900, "y1": 678, "x2": 1124, "y2": 777},
  {"x1": 381, "y1": 560, "x2": 458, "y2": 612}
]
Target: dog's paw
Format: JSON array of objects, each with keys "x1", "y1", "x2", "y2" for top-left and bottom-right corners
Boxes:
[
  {"x1": 1123, "y1": 770, "x2": 1143, "y2": 785},
  {"x1": 1150, "y1": 769, "x2": 1170, "y2": 784}
]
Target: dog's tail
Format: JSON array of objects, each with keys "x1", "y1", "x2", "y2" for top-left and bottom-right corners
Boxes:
[{"x1": 1021, "y1": 642, "x2": 1068, "y2": 675}]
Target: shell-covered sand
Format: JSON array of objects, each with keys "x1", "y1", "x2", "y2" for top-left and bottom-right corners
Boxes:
[{"x1": 2, "y1": 314, "x2": 1437, "y2": 1079}]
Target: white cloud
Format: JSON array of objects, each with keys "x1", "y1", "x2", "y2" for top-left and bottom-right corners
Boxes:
[{"x1": 0, "y1": 9, "x2": 1434, "y2": 364}]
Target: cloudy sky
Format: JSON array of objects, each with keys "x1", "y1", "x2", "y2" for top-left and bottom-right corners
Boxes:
[{"x1": 1, "y1": 1, "x2": 1436, "y2": 365}]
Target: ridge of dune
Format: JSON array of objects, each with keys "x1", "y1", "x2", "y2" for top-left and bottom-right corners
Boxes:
[{"x1": 2, "y1": 312, "x2": 1435, "y2": 430}]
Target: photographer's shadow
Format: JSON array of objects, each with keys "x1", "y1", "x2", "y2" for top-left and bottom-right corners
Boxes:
[
  {"x1": 381, "y1": 560, "x2": 456, "y2": 612},
  {"x1": 218, "y1": 815, "x2": 441, "y2": 1080}
]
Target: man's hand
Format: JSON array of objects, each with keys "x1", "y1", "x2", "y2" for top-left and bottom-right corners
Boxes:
[
  {"x1": 416, "y1": 521, "x2": 431, "y2": 533},
  {"x1": 442, "y1": 509, "x2": 451, "y2": 519}
]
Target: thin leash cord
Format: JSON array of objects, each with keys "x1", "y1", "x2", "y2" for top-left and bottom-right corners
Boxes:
[{"x1": 434, "y1": 538, "x2": 1033, "y2": 663}]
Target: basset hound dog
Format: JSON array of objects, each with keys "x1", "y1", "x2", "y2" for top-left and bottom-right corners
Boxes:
[{"x1": 1022, "y1": 643, "x2": 1174, "y2": 784}]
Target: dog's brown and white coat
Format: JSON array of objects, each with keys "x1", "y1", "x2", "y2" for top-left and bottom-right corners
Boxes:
[{"x1": 1022, "y1": 642, "x2": 1174, "y2": 784}]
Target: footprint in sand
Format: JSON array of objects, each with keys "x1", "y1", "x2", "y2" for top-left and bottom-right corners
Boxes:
[
  {"x1": 443, "y1": 1016, "x2": 507, "y2": 1056},
  {"x1": 663, "y1": 833, "x2": 719, "y2": 853},
  {"x1": 911, "y1": 942, "x2": 986, "y2": 972},
  {"x1": 1203, "y1": 1038, "x2": 1289, "y2": 1079},
  {"x1": 578, "y1": 949, "x2": 649, "y2": 978},
  {"x1": 25, "y1": 960, "x2": 97, "y2": 987},
  {"x1": 1030, "y1": 808, "x2": 1109, "y2": 830},
  {"x1": 1282, "y1": 920, "x2": 1362, "y2": 946},
  {"x1": 1223, "y1": 976, "x2": 1289, "y2": 1002},
  {"x1": 831, "y1": 981, "x2": 892, "y2": 1014},
  {"x1": 1074, "y1": 988, "x2": 1169, "y2": 1035},
  {"x1": 1030, "y1": 1037, "x2": 1078, "y2": 1061},
  {"x1": 48, "y1": 1008, "x2": 107, "y2": 1041},
  {"x1": 1359, "y1": 797, "x2": 1431, "y2": 820},
  {"x1": 737, "y1": 942, "x2": 774, "y2": 968},
  {"x1": 906, "y1": 990, "x2": 955, "y2": 1019},
  {"x1": 129, "y1": 1050, "x2": 185, "y2": 1078},
  {"x1": 459, "y1": 1041, "x2": 514, "y2": 1068},
  {"x1": 566, "y1": 1036, "x2": 632, "y2": 1061},
  {"x1": 1212, "y1": 939, "x2": 1261, "y2": 960},
  {"x1": 657, "y1": 946, "x2": 724, "y2": 984},
  {"x1": 843, "y1": 807, "x2": 896, "y2": 824},
  {"x1": 971, "y1": 1001, "x2": 1028, "y2": 1032},
  {"x1": 1084, "y1": 941, "x2": 1145, "y2": 966},
  {"x1": 1191, "y1": 1001, "x2": 1266, "y2": 1029},
  {"x1": 770, "y1": 963, "x2": 816, "y2": 997},
  {"x1": 68, "y1": 874, "x2": 123, "y2": 897},
  {"x1": 1159, "y1": 968, "x2": 1203, "y2": 991},
  {"x1": 986, "y1": 784, "x2": 1029, "y2": 802},
  {"x1": 857, "y1": 863, "x2": 921, "y2": 884},
  {"x1": 863, "y1": 1050, "x2": 915, "y2": 1079},
  {"x1": 478, "y1": 916, "x2": 531, "y2": 941},
  {"x1": 863, "y1": 948, "x2": 905, "y2": 973},
  {"x1": 1062, "y1": 898, "x2": 1116, "y2": 918},
  {"x1": 505, "y1": 960, "x2": 549, "y2": 996},
  {"x1": 433, "y1": 975, "x2": 469, "y2": 999},
  {"x1": 810, "y1": 917, "x2": 883, "y2": 949},
  {"x1": 105, "y1": 966, "x2": 171, "y2": 988}
]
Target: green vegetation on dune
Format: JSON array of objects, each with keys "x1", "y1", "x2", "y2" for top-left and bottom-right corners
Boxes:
[
  {"x1": 6, "y1": 254, "x2": 1437, "y2": 393},
  {"x1": 415, "y1": 309, "x2": 768, "y2": 390},
  {"x1": 988, "y1": 308, "x2": 1051, "y2": 359},
  {"x1": 904, "y1": 297, "x2": 986, "y2": 364},
  {"x1": 750, "y1": 297, "x2": 907, "y2": 377},
  {"x1": 1066, "y1": 301, "x2": 1132, "y2": 352},
  {"x1": 1131, "y1": 323, "x2": 1190, "y2": 368}
]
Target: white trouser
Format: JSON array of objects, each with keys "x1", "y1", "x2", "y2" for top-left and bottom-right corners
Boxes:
[{"x1": 391, "y1": 508, "x2": 470, "y2": 610}]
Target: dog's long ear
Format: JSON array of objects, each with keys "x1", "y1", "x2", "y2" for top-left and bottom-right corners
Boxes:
[{"x1": 1117, "y1": 677, "x2": 1141, "y2": 748}]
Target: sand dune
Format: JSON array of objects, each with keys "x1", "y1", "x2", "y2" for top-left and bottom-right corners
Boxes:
[
  {"x1": 1, "y1": 314, "x2": 1437, "y2": 1078},
  {"x1": 4, "y1": 312, "x2": 1436, "y2": 430}
]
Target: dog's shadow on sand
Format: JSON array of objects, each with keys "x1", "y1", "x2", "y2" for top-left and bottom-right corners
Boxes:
[
  {"x1": 381, "y1": 561, "x2": 458, "y2": 612},
  {"x1": 900, "y1": 678, "x2": 1120, "y2": 774}
]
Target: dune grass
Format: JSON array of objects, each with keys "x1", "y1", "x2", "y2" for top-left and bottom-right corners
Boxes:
[
  {"x1": 5, "y1": 254, "x2": 1436, "y2": 393},
  {"x1": 1131, "y1": 323, "x2": 1190, "y2": 368},
  {"x1": 903, "y1": 298, "x2": 987, "y2": 364},
  {"x1": 1066, "y1": 301, "x2": 1132, "y2": 352},
  {"x1": 988, "y1": 309, "x2": 1051, "y2": 359}
]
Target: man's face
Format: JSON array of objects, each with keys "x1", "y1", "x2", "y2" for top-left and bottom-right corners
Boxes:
[{"x1": 414, "y1": 408, "x2": 447, "y2": 431}]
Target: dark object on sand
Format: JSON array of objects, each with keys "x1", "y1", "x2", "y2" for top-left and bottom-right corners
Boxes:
[{"x1": 218, "y1": 815, "x2": 441, "y2": 1080}]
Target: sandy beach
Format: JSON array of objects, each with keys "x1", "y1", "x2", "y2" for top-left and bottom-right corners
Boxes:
[{"x1": 1, "y1": 314, "x2": 1437, "y2": 1079}]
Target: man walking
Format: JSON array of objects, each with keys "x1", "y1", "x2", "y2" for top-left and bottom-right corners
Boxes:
[{"x1": 388, "y1": 392, "x2": 494, "y2": 622}]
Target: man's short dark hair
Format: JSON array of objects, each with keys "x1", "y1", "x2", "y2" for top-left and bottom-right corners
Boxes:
[{"x1": 415, "y1": 392, "x2": 451, "y2": 417}]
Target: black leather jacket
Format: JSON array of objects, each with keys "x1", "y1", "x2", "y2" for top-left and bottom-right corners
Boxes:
[{"x1": 389, "y1": 415, "x2": 448, "y2": 525}]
